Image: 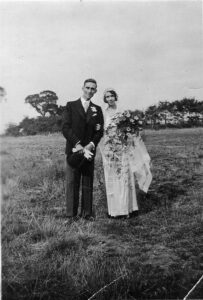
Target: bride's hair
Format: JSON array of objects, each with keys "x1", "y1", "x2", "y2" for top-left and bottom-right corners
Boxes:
[{"x1": 103, "y1": 89, "x2": 118, "y2": 103}]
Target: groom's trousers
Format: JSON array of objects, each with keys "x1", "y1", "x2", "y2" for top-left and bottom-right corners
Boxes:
[{"x1": 65, "y1": 158, "x2": 94, "y2": 217}]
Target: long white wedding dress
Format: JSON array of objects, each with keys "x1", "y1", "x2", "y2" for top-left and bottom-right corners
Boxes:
[{"x1": 99, "y1": 105, "x2": 152, "y2": 217}]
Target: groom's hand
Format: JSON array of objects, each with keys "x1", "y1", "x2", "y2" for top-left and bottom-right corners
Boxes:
[
  {"x1": 75, "y1": 144, "x2": 84, "y2": 152},
  {"x1": 84, "y1": 142, "x2": 95, "y2": 151},
  {"x1": 84, "y1": 149, "x2": 94, "y2": 161},
  {"x1": 96, "y1": 124, "x2": 101, "y2": 131},
  {"x1": 72, "y1": 143, "x2": 84, "y2": 153}
]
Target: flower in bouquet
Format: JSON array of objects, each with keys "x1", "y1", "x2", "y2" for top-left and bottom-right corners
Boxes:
[{"x1": 104, "y1": 110, "x2": 143, "y2": 169}]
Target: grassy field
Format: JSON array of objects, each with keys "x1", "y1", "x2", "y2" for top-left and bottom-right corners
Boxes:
[{"x1": 1, "y1": 128, "x2": 203, "y2": 300}]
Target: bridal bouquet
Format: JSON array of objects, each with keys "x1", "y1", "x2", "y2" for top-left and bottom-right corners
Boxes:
[{"x1": 104, "y1": 110, "x2": 143, "y2": 163}]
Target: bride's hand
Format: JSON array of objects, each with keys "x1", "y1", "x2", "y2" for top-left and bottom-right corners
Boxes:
[{"x1": 95, "y1": 123, "x2": 101, "y2": 131}]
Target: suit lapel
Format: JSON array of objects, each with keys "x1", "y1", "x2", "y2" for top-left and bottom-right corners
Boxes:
[
  {"x1": 76, "y1": 99, "x2": 86, "y2": 119},
  {"x1": 86, "y1": 102, "x2": 94, "y2": 123}
]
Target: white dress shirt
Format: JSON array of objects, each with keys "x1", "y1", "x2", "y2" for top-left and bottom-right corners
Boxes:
[
  {"x1": 81, "y1": 97, "x2": 90, "y2": 112},
  {"x1": 75, "y1": 97, "x2": 95, "y2": 149}
]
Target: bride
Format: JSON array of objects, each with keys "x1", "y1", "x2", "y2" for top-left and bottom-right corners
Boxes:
[{"x1": 99, "y1": 88, "x2": 152, "y2": 218}]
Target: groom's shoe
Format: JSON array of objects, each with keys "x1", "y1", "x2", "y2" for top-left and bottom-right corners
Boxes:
[
  {"x1": 84, "y1": 215, "x2": 95, "y2": 222},
  {"x1": 64, "y1": 215, "x2": 80, "y2": 225}
]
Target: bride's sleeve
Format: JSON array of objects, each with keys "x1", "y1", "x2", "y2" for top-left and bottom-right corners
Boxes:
[
  {"x1": 116, "y1": 104, "x2": 123, "y2": 114},
  {"x1": 98, "y1": 107, "x2": 107, "y2": 153},
  {"x1": 102, "y1": 107, "x2": 107, "y2": 129}
]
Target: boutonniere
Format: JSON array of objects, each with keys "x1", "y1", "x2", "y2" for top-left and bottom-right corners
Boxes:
[{"x1": 91, "y1": 107, "x2": 97, "y2": 113}]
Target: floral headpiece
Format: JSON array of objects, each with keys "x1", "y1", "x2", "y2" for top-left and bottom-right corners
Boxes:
[{"x1": 103, "y1": 88, "x2": 117, "y2": 97}]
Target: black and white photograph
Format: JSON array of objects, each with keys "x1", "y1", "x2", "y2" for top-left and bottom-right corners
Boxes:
[{"x1": 1, "y1": 0, "x2": 203, "y2": 299}]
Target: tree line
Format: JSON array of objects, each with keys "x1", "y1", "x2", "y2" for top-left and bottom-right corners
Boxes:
[{"x1": 4, "y1": 90, "x2": 203, "y2": 136}]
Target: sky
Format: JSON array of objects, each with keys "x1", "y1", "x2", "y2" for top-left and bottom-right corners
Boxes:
[{"x1": 0, "y1": 0, "x2": 202, "y2": 132}]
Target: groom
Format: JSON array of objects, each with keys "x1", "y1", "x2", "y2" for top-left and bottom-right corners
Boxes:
[{"x1": 62, "y1": 79, "x2": 104, "y2": 220}]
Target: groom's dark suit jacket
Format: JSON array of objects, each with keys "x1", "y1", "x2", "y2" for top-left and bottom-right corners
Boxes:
[{"x1": 62, "y1": 99, "x2": 104, "y2": 157}]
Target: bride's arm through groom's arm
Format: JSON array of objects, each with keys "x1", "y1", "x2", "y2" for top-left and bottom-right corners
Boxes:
[{"x1": 91, "y1": 106, "x2": 104, "y2": 148}]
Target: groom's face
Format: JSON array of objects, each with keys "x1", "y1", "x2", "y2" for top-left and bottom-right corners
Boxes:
[{"x1": 82, "y1": 82, "x2": 97, "y2": 100}]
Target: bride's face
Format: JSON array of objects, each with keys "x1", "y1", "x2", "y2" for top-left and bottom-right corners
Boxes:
[{"x1": 105, "y1": 92, "x2": 116, "y2": 107}]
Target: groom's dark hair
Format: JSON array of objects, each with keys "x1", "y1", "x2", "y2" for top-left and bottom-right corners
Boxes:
[{"x1": 84, "y1": 78, "x2": 97, "y2": 87}]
